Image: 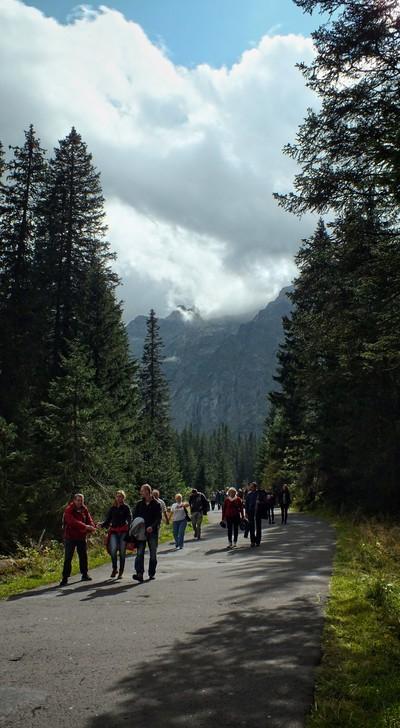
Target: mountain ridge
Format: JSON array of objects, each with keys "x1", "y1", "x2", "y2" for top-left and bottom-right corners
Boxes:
[{"x1": 127, "y1": 286, "x2": 292, "y2": 434}]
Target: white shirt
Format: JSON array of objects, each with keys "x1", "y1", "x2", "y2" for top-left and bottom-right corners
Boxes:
[{"x1": 171, "y1": 502, "x2": 186, "y2": 522}]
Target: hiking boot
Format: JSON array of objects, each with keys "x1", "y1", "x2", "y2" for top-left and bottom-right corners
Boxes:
[
  {"x1": 117, "y1": 570, "x2": 124, "y2": 579},
  {"x1": 59, "y1": 579, "x2": 68, "y2": 587},
  {"x1": 148, "y1": 575, "x2": 155, "y2": 580},
  {"x1": 132, "y1": 574, "x2": 143, "y2": 583},
  {"x1": 81, "y1": 574, "x2": 92, "y2": 581},
  {"x1": 110, "y1": 569, "x2": 118, "y2": 578}
]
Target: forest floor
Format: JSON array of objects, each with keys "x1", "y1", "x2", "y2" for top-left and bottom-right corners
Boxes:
[
  {"x1": 0, "y1": 511, "x2": 334, "y2": 728},
  {"x1": 306, "y1": 513, "x2": 400, "y2": 728}
]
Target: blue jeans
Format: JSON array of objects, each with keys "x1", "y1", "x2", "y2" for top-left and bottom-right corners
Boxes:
[
  {"x1": 135, "y1": 533, "x2": 158, "y2": 577},
  {"x1": 109, "y1": 532, "x2": 127, "y2": 572},
  {"x1": 173, "y1": 519, "x2": 187, "y2": 548}
]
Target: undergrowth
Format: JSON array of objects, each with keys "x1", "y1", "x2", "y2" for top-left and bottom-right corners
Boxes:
[{"x1": 307, "y1": 516, "x2": 400, "y2": 728}]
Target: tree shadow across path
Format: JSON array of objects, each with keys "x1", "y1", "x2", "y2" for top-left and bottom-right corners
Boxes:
[{"x1": 86, "y1": 598, "x2": 323, "y2": 728}]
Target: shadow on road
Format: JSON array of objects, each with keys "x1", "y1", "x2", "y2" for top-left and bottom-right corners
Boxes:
[
  {"x1": 85, "y1": 515, "x2": 335, "y2": 728},
  {"x1": 85, "y1": 599, "x2": 324, "y2": 728}
]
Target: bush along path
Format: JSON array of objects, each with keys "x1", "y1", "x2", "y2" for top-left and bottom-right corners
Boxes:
[
  {"x1": 307, "y1": 515, "x2": 400, "y2": 728},
  {"x1": 0, "y1": 522, "x2": 182, "y2": 600}
]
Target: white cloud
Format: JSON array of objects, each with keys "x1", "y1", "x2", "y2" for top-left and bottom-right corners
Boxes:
[{"x1": 0, "y1": 1, "x2": 317, "y2": 320}]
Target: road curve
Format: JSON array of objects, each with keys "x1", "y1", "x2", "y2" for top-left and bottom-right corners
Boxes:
[{"x1": 0, "y1": 511, "x2": 335, "y2": 728}]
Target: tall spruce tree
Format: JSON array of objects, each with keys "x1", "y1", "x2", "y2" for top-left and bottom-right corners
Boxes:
[
  {"x1": 31, "y1": 340, "x2": 128, "y2": 533},
  {"x1": 262, "y1": 1, "x2": 400, "y2": 511},
  {"x1": 35, "y1": 127, "x2": 110, "y2": 378},
  {"x1": 0, "y1": 126, "x2": 47, "y2": 422},
  {"x1": 139, "y1": 309, "x2": 181, "y2": 495}
]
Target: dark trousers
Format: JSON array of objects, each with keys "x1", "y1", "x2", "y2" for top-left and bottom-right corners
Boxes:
[
  {"x1": 135, "y1": 533, "x2": 158, "y2": 577},
  {"x1": 211, "y1": 501, "x2": 216, "y2": 511},
  {"x1": 281, "y1": 505, "x2": 289, "y2": 524},
  {"x1": 248, "y1": 513, "x2": 262, "y2": 545},
  {"x1": 267, "y1": 506, "x2": 275, "y2": 524},
  {"x1": 226, "y1": 518, "x2": 239, "y2": 544},
  {"x1": 62, "y1": 539, "x2": 88, "y2": 579}
]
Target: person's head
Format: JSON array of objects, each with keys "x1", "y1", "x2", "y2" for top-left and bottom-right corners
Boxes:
[
  {"x1": 114, "y1": 490, "x2": 126, "y2": 505},
  {"x1": 227, "y1": 487, "x2": 237, "y2": 498},
  {"x1": 283, "y1": 484, "x2": 289, "y2": 492},
  {"x1": 175, "y1": 493, "x2": 182, "y2": 503},
  {"x1": 73, "y1": 493, "x2": 84, "y2": 509},
  {"x1": 140, "y1": 484, "x2": 152, "y2": 501},
  {"x1": 191, "y1": 488, "x2": 198, "y2": 495},
  {"x1": 152, "y1": 489, "x2": 160, "y2": 499},
  {"x1": 249, "y1": 483, "x2": 256, "y2": 492}
]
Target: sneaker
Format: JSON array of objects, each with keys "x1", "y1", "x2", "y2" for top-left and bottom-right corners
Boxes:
[
  {"x1": 110, "y1": 569, "x2": 118, "y2": 578},
  {"x1": 132, "y1": 574, "x2": 143, "y2": 583},
  {"x1": 148, "y1": 575, "x2": 155, "y2": 580},
  {"x1": 117, "y1": 572, "x2": 124, "y2": 580},
  {"x1": 233, "y1": 542, "x2": 237, "y2": 547},
  {"x1": 81, "y1": 574, "x2": 92, "y2": 581},
  {"x1": 250, "y1": 543, "x2": 256, "y2": 548},
  {"x1": 59, "y1": 579, "x2": 68, "y2": 587}
]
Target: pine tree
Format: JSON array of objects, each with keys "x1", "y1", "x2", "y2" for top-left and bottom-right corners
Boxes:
[
  {"x1": 0, "y1": 126, "x2": 47, "y2": 422},
  {"x1": 138, "y1": 309, "x2": 182, "y2": 496},
  {"x1": 31, "y1": 340, "x2": 125, "y2": 533},
  {"x1": 276, "y1": 0, "x2": 400, "y2": 216},
  {"x1": 35, "y1": 127, "x2": 110, "y2": 377}
]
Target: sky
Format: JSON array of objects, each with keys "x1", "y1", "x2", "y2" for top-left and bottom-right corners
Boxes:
[{"x1": 0, "y1": 0, "x2": 321, "y2": 321}]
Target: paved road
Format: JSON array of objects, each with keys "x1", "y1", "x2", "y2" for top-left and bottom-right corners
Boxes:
[{"x1": 0, "y1": 512, "x2": 335, "y2": 728}]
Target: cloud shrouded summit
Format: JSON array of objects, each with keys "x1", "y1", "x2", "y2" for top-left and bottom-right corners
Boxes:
[{"x1": 0, "y1": 1, "x2": 317, "y2": 319}]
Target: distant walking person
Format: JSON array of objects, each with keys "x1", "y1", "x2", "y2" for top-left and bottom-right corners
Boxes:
[
  {"x1": 222, "y1": 487, "x2": 244, "y2": 548},
  {"x1": 279, "y1": 484, "x2": 292, "y2": 524},
  {"x1": 189, "y1": 488, "x2": 209, "y2": 540},
  {"x1": 170, "y1": 493, "x2": 188, "y2": 549},
  {"x1": 59, "y1": 493, "x2": 96, "y2": 587},
  {"x1": 132, "y1": 484, "x2": 162, "y2": 582},
  {"x1": 98, "y1": 490, "x2": 131, "y2": 579},
  {"x1": 266, "y1": 488, "x2": 275, "y2": 524},
  {"x1": 210, "y1": 491, "x2": 217, "y2": 511},
  {"x1": 245, "y1": 482, "x2": 259, "y2": 547},
  {"x1": 152, "y1": 489, "x2": 170, "y2": 526}
]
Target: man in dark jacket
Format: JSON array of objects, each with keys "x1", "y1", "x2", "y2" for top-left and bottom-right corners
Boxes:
[
  {"x1": 245, "y1": 482, "x2": 267, "y2": 547},
  {"x1": 189, "y1": 488, "x2": 209, "y2": 540},
  {"x1": 59, "y1": 493, "x2": 96, "y2": 586},
  {"x1": 132, "y1": 484, "x2": 162, "y2": 582}
]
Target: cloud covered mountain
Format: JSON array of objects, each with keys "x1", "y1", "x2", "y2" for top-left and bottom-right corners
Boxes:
[{"x1": 127, "y1": 287, "x2": 292, "y2": 433}]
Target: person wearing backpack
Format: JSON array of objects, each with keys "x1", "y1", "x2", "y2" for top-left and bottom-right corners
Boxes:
[{"x1": 189, "y1": 488, "x2": 209, "y2": 540}]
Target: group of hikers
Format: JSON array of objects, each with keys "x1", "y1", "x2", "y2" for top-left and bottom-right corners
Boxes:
[{"x1": 59, "y1": 482, "x2": 291, "y2": 587}]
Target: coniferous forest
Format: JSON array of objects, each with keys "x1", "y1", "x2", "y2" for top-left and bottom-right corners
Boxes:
[
  {"x1": 0, "y1": 130, "x2": 258, "y2": 552},
  {"x1": 258, "y1": 0, "x2": 400, "y2": 511}
]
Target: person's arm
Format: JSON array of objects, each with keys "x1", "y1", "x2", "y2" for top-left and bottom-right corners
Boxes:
[
  {"x1": 148, "y1": 501, "x2": 162, "y2": 533},
  {"x1": 98, "y1": 507, "x2": 112, "y2": 529},
  {"x1": 222, "y1": 498, "x2": 227, "y2": 520},
  {"x1": 163, "y1": 503, "x2": 170, "y2": 524},
  {"x1": 238, "y1": 498, "x2": 244, "y2": 520},
  {"x1": 86, "y1": 508, "x2": 96, "y2": 530}
]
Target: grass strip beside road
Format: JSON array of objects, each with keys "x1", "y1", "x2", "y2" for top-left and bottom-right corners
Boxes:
[
  {"x1": 0, "y1": 521, "x2": 184, "y2": 600},
  {"x1": 307, "y1": 514, "x2": 400, "y2": 728}
]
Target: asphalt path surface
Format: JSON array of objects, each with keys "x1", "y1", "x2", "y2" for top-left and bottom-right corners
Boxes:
[{"x1": 0, "y1": 511, "x2": 335, "y2": 728}]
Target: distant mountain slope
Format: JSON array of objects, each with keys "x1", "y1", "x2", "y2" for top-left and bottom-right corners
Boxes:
[{"x1": 127, "y1": 288, "x2": 292, "y2": 433}]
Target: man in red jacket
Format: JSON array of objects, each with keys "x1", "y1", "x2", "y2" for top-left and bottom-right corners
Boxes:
[{"x1": 59, "y1": 493, "x2": 96, "y2": 587}]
